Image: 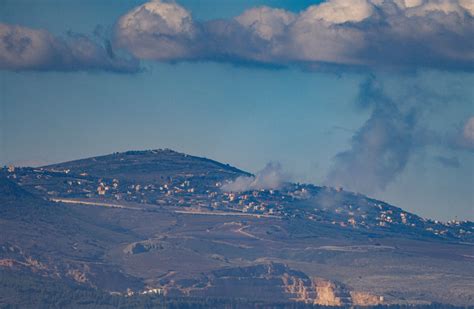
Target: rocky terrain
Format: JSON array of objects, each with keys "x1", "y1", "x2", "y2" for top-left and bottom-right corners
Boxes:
[{"x1": 0, "y1": 149, "x2": 473, "y2": 307}]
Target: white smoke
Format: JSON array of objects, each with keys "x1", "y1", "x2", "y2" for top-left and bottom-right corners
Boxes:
[{"x1": 221, "y1": 162, "x2": 287, "y2": 192}]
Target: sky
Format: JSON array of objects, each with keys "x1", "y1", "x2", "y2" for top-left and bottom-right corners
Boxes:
[{"x1": 0, "y1": 0, "x2": 473, "y2": 220}]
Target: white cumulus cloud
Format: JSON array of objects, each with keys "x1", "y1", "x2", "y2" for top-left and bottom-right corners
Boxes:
[
  {"x1": 113, "y1": 0, "x2": 474, "y2": 71},
  {"x1": 235, "y1": 7, "x2": 296, "y2": 40},
  {"x1": 115, "y1": 0, "x2": 197, "y2": 60},
  {"x1": 302, "y1": 0, "x2": 374, "y2": 24}
]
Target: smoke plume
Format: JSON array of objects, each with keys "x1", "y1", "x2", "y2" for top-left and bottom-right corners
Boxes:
[{"x1": 221, "y1": 162, "x2": 287, "y2": 192}]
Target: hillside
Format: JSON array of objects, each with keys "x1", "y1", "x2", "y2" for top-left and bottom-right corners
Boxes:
[
  {"x1": 0, "y1": 149, "x2": 473, "y2": 306},
  {"x1": 44, "y1": 149, "x2": 250, "y2": 184},
  {"x1": 6, "y1": 149, "x2": 471, "y2": 242}
]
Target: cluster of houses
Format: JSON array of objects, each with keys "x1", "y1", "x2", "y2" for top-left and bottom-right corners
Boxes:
[{"x1": 3, "y1": 165, "x2": 472, "y2": 240}]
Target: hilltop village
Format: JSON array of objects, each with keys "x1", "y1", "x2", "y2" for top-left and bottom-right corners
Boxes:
[{"x1": 2, "y1": 150, "x2": 472, "y2": 241}]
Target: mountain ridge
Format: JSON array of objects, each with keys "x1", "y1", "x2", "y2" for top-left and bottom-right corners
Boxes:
[
  {"x1": 3, "y1": 149, "x2": 472, "y2": 241},
  {"x1": 6, "y1": 148, "x2": 469, "y2": 224}
]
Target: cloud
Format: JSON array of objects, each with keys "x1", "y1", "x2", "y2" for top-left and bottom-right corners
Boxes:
[
  {"x1": 221, "y1": 162, "x2": 287, "y2": 192},
  {"x1": 235, "y1": 7, "x2": 296, "y2": 41},
  {"x1": 0, "y1": 23, "x2": 139, "y2": 73},
  {"x1": 3, "y1": 0, "x2": 471, "y2": 72},
  {"x1": 114, "y1": 0, "x2": 474, "y2": 71},
  {"x1": 302, "y1": 0, "x2": 374, "y2": 24},
  {"x1": 114, "y1": 1, "x2": 275, "y2": 65},
  {"x1": 115, "y1": 0, "x2": 197, "y2": 61}
]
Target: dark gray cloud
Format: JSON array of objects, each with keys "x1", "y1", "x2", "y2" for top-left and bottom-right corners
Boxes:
[
  {"x1": 114, "y1": 0, "x2": 474, "y2": 71},
  {"x1": 0, "y1": 23, "x2": 140, "y2": 73}
]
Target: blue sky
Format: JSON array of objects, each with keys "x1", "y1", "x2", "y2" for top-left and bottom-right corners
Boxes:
[{"x1": 0, "y1": 0, "x2": 473, "y2": 220}]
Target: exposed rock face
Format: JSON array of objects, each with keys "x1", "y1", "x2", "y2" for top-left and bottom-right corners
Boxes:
[
  {"x1": 282, "y1": 273, "x2": 314, "y2": 302},
  {"x1": 283, "y1": 275, "x2": 380, "y2": 306},
  {"x1": 313, "y1": 278, "x2": 351, "y2": 306},
  {"x1": 153, "y1": 263, "x2": 382, "y2": 306}
]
